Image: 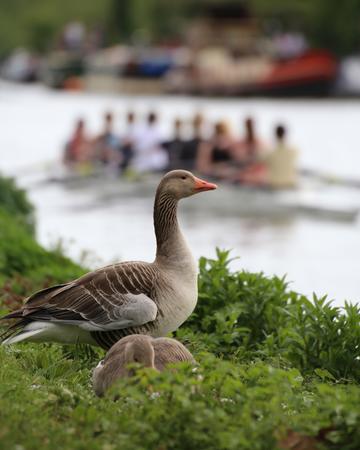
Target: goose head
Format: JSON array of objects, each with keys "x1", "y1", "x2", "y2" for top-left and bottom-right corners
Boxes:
[
  {"x1": 159, "y1": 170, "x2": 217, "y2": 200},
  {"x1": 124, "y1": 337, "x2": 157, "y2": 374}
]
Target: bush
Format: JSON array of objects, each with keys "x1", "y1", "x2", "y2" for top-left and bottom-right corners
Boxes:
[
  {"x1": 0, "y1": 174, "x2": 35, "y2": 233},
  {"x1": 0, "y1": 210, "x2": 85, "y2": 313},
  {"x1": 180, "y1": 249, "x2": 360, "y2": 382},
  {"x1": 0, "y1": 209, "x2": 84, "y2": 282},
  {"x1": 0, "y1": 174, "x2": 85, "y2": 311}
]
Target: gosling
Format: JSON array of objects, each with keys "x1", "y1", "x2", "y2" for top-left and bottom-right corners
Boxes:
[{"x1": 92, "y1": 334, "x2": 195, "y2": 396}]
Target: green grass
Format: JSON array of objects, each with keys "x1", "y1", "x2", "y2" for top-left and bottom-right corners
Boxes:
[
  {"x1": 1, "y1": 344, "x2": 360, "y2": 450},
  {"x1": 1, "y1": 175, "x2": 360, "y2": 449}
]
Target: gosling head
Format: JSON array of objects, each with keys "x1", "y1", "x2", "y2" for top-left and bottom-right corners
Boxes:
[
  {"x1": 123, "y1": 337, "x2": 156, "y2": 375},
  {"x1": 158, "y1": 169, "x2": 217, "y2": 200}
]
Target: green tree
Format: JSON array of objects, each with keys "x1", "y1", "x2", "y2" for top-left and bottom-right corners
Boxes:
[
  {"x1": 251, "y1": 0, "x2": 360, "y2": 55},
  {"x1": 308, "y1": 0, "x2": 360, "y2": 55},
  {"x1": 0, "y1": 0, "x2": 359, "y2": 55},
  {"x1": 0, "y1": 0, "x2": 110, "y2": 55},
  {"x1": 107, "y1": 0, "x2": 188, "y2": 43}
]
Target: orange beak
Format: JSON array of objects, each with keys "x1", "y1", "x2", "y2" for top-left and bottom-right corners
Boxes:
[{"x1": 193, "y1": 176, "x2": 218, "y2": 192}]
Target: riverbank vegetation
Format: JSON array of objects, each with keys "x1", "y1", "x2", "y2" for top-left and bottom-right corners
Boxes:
[
  {"x1": 0, "y1": 0, "x2": 359, "y2": 56},
  {"x1": 1, "y1": 174, "x2": 360, "y2": 449}
]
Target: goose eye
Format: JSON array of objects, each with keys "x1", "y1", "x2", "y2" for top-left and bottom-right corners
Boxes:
[{"x1": 181, "y1": 176, "x2": 187, "y2": 180}]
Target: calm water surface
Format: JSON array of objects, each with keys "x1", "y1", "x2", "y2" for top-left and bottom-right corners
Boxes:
[{"x1": 0, "y1": 82, "x2": 359, "y2": 305}]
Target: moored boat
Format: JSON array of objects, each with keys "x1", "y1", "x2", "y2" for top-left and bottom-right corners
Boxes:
[{"x1": 166, "y1": 50, "x2": 338, "y2": 97}]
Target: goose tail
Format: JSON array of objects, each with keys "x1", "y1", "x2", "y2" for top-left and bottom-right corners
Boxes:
[
  {"x1": 2, "y1": 327, "x2": 44, "y2": 345},
  {"x1": 0, "y1": 318, "x2": 32, "y2": 345}
]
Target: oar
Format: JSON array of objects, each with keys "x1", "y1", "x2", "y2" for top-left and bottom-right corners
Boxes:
[{"x1": 300, "y1": 168, "x2": 360, "y2": 189}]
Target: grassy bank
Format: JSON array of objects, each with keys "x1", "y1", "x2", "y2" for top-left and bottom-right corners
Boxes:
[{"x1": 0, "y1": 174, "x2": 360, "y2": 449}]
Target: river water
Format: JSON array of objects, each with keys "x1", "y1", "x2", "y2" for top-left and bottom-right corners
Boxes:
[{"x1": 0, "y1": 82, "x2": 359, "y2": 305}]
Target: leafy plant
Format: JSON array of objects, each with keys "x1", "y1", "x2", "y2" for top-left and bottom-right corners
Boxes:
[{"x1": 180, "y1": 249, "x2": 360, "y2": 381}]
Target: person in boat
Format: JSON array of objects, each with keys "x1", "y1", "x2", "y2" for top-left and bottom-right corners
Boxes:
[
  {"x1": 233, "y1": 117, "x2": 265, "y2": 166},
  {"x1": 118, "y1": 111, "x2": 138, "y2": 172},
  {"x1": 92, "y1": 111, "x2": 120, "y2": 166},
  {"x1": 264, "y1": 124, "x2": 298, "y2": 188},
  {"x1": 236, "y1": 124, "x2": 298, "y2": 188},
  {"x1": 63, "y1": 118, "x2": 91, "y2": 167},
  {"x1": 196, "y1": 121, "x2": 235, "y2": 179},
  {"x1": 180, "y1": 113, "x2": 205, "y2": 170},
  {"x1": 162, "y1": 118, "x2": 185, "y2": 170},
  {"x1": 131, "y1": 111, "x2": 168, "y2": 173}
]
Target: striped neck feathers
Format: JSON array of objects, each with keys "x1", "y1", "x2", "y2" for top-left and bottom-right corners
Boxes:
[{"x1": 153, "y1": 189, "x2": 183, "y2": 259}]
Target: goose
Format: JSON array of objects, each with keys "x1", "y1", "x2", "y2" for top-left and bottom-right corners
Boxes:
[
  {"x1": 92, "y1": 334, "x2": 195, "y2": 396},
  {"x1": 1, "y1": 170, "x2": 217, "y2": 349}
]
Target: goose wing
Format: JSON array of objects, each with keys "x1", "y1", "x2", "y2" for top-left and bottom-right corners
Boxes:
[{"x1": 6, "y1": 262, "x2": 159, "y2": 331}]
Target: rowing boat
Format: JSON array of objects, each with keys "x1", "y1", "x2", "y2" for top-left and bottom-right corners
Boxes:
[{"x1": 39, "y1": 168, "x2": 360, "y2": 223}]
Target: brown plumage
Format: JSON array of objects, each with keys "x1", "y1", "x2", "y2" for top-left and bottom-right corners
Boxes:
[
  {"x1": 92, "y1": 334, "x2": 195, "y2": 396},
  {"x1": 1, "y1": 170, "x2": 217, "y2": 349}
]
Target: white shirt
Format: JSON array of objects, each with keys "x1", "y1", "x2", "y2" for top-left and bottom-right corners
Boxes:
[
  {"x1": 265, "y1": 143, "x2": 298, "y2": 188},
  {"x1": 132, "y1": 125, "x2": 168, "y2": 172}
]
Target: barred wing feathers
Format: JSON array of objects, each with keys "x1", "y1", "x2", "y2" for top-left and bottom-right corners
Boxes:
[{"x1": 3, "y1": 262, "x2": 159, "y2": 331}]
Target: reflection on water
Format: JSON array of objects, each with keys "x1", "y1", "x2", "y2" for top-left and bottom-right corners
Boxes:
[{"x1": 0, "y1": 82, "x2": 359, "y2": 305}]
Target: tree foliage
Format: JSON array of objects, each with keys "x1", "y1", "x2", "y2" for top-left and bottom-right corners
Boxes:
[
  {"x1": 0, "y1": 0, "x2": 359, "y2": 55},
  {"x1": 252, "y1": 0, "x2": 360, "y2": 55},
  {"x1": 0, "y1": 0, "x2": 110, "y2": 54}
]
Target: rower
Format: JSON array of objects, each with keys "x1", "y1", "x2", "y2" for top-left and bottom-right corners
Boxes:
[
  {"x1": 93, "y1": 111, "x2": 120, "y2": 165},
  {"x1": 162, "y1": 118, "x2": 185, "y2": 170},
  {"x1": 265, "y1": 124, "x2": 298, "y2": 189}
]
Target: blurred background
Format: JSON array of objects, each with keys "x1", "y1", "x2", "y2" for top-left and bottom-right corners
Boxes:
[{"x1": 0, "y1": 0, "x2": 359, "y2": 305}]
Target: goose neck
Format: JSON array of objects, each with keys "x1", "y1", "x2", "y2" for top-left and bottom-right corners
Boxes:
[
  {"x1": 124, "y1": 340, "x2": 155, "y2": 369},
  {"x1": 153, "y1": 190, "x2": 182, "y2": 259}
]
